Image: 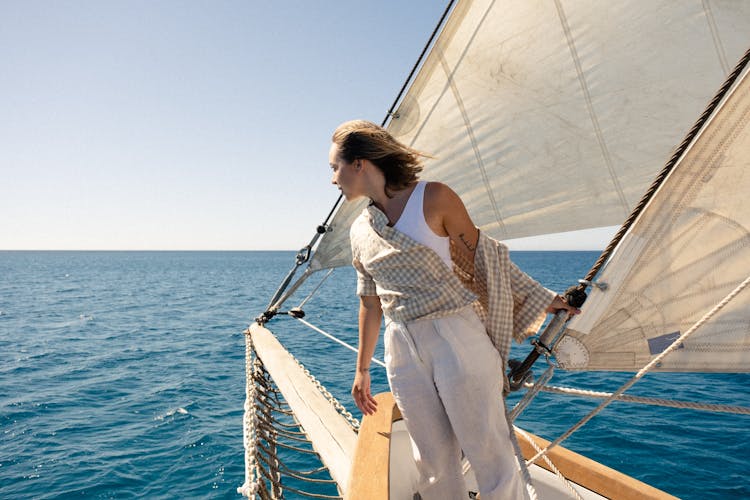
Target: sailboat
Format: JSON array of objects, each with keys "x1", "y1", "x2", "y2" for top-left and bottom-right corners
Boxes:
[{"x1": 238, "y1": 0, "x2": 750, "y2": 498}]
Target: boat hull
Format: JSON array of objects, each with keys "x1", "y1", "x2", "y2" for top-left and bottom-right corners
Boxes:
[{"x1": 348, "y1": 392, "x2": 677, "y2": 500}]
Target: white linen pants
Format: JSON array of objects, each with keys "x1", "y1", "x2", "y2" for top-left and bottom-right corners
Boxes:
[{"x1": 384, "y1": 306, "x2": 526, "y2": 500}]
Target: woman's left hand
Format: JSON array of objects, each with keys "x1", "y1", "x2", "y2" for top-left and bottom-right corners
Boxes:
[{"x1": 546, "y1": 294, "x2": 581, "y2": 316}]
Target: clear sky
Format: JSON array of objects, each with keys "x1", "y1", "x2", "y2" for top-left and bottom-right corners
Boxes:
[{"x1": 1, "y1": 1, "x2": 614, "y2": 251}]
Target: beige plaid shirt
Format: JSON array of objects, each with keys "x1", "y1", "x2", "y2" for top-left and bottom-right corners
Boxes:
[{"x1": 350, "y1": 205, "x2": 556, "y2": 363}]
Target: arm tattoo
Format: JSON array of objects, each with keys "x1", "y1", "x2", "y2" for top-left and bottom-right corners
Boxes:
[{"x1": 459, "y1": 232, "x2": 476, "y2": 251}]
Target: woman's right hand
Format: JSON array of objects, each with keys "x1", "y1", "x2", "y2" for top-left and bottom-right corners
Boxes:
[{"x1": 352, "y1": 369, "x2": 378, "y2": 415}]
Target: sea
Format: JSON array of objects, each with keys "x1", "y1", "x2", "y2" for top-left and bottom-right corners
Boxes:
[{"x1": 1, "y1": 250, "x2": 748, "y2": 499}]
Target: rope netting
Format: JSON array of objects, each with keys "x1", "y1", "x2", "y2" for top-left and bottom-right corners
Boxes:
[{"x1": 238, "y1": 332, "x2": 358, "y2": 499}]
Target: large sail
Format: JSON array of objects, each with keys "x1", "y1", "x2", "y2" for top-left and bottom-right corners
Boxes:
[
  {"x1": 558, "y1": 61, "x2": 750, "y2": 372},
  {"x1": 310, "y1": 0, "x2": 750, "y2": 271}
]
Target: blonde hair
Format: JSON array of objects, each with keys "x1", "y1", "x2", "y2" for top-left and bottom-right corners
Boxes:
[{"x1": 332, "y1": 120, "x2": 427, "y2": 196}]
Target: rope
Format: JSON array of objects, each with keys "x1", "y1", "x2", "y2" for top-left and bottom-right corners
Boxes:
[
  {"x1": 514, "y1": 426, "x2": 583, "y2": 500},
  {"x1": 239, "y1": 333, "x2": 348, "y2": 499},
  {"x1": 526, "y1": 274, "x2": 750, "y2": 467},
  {"x1": 258, "y1": 423, "x2": 317, "y2": 446},
  {"x1": 274, "y1": 482, "x2": 342, "y2": 500},
  {"x1": 254, "y1": 429, "x2": 338, "y2": 485},
  {"x1": 382, "y1": 0, "x2": 456, "y2": 126},
  {"x1": 507, "y1": 424, "x2": 539, "y2": 500},
  {"x1": 267, "y1": 426, "x2": 322, "y2": 444},
  {"x1": 256, "y1": 361, "x2": 284, "y2": 499},
  {"x1": 267, "y1": 419, "x2": 308, "y2": 431},
  {"x1": 274, "y1": 466, "x2": 338, "y2": 485},
  {"x1": 294, "y1": 316, "x2": 386, "y2": 369},
  {"x1": 536, "y1": 384, "x2": 750, "y2": 415},
  {"x1": 293, "y1": 355, "x2": 362, "y2": 430},
  {"x1": 258, "y1": 2, "x2": 457, "y2": 321},
  {"x1": 251, "y1": 455, "x2": 284, "y2": 498},
  {"x1": 508, "y1": 363, "x2": 555, "y2": 422},
  {"x1": 298, "y1": 268, "x2": 335, "y2": 309},
  {"x1": 238, "y1": 334, "x2": 260, "y2": 498},
  {"x1": 270, "y1": 439, "x2": 326, "y2": 455},
  {"x1": 581, "y1": 46, "x2": 750, "y2": 288}
]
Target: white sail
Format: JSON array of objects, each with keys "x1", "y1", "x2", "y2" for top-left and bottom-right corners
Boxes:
[
  {"x1": 242, "y1": 3, "x2": 750, "y2": 497},
  {"x1": 310, "y1": 0, "x2": 750, "y2": 272},
  {"x1": 559, "y1": 62, "x2": 750, "y2": 372}
]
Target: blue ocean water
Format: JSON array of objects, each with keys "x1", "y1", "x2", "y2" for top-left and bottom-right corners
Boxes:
[{"x1": 1, "y1": 251, "x2": 748, "y2": 499}]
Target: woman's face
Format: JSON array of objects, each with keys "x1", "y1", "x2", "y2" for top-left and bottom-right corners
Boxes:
[{"x1": 329, "y1": 142, "x2": 363, "y2": 200}]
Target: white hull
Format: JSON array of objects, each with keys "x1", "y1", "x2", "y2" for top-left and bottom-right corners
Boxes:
[
  {"x1": 389, "y1": 419, "x2": 610, "y2": 500},
  {"x1": 352, "y1": 392, "x2": 674, "y2": 500}
]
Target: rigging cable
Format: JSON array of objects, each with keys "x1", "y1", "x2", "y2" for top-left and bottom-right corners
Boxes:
[
  {"x1": 297, "y1": 268, "x2": 335, "y2": 309},
  {"x1": 383, "y1": 0, "x2": 457, "y2": 126},
  {"x1": 294, "y1": 317, "x2": 386, "y2": 369},
  {"x1": 290, "y1": 314, "x2": 750, "y2": 416},
  {"x1": 513, "y1": 427, "x2": 583, "y2": 500},
  {"x1": 525, "y1": 273, "x2": 750, "y2": 467},
  {"x1": 509, "y1": 45, "x2": 750, "y2": 387},
  {"x1": 258, "y1": 199, "x2": 342, "y2": 323},
  {"x1": 257, "y1": 0, "x2": 457, "y2": 322},
  {"x1": 581, "y1": 45, "x2": 750, "y2": 288},
  {"x1": 535, "y1": 384, "x2": 750, "y2": 416}
]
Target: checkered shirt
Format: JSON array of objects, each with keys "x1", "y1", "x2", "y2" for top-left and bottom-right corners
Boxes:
[
  {"x1": 350, "y1": 205, "x2": 556, "y2": 363},
  {"x1": 350, "y1": 205, "x2": 477, "y2": 323}
]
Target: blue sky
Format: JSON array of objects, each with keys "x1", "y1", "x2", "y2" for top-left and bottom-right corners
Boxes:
[{"x1": 1, "y1": 1, "x2": 613, "y2": 250}]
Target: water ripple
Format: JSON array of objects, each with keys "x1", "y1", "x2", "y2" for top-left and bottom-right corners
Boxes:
[{"x1": 1, "y1": 251, "x2": 747, "y2": 499}]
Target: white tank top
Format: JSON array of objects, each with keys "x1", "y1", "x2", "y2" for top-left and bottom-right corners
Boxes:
[{"x1": 393, "y1": 181, "x2": 452, "y2": 267}]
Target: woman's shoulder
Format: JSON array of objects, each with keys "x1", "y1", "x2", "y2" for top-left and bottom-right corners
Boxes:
[
  {"x1": 423, "y1": 181, "x2": 458, "y2": 203},
  {"x1": 423, "y1": 181, "x2": 465, "y2": 212}
]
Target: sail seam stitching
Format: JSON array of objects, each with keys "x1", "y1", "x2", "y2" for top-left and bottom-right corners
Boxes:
[
  {"x1": 407, "y1": 1, "x2": 496, "y2": 147},
  {"x1": 406, "y1": 0, "x2": 507, "y2": 236},
  {"x1": 702, "y1": 0, "x2": 730, "y2": 75},
  {"x1": 383, "y1": 0, "x2": 457, "y2": 128},
  {"x1": 618, "y1": 72, "x2": 750, "y2": 332},
  {"x1": 439, "y1": 51, "x2": 508, "y2": 237},
  {"x1": 580, "y1": 47, "x2": 750, "y2": 285},
  {"x1": 553, "y1": 0, "x2": 629, "y2": 215}
]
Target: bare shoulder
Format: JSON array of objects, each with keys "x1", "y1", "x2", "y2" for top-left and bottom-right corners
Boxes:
[
  {"x1": 424, "y1": 181, "x2": 462, "y2": 207},
  {"x1": 423, "y1": 182, "x2": 455, "y2": 237},
  {"x1": 423, "y1": 182, "x2": 474, "y2": 238}
]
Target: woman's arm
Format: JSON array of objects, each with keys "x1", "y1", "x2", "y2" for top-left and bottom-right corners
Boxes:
[
  {"x1": 427, "y1": 182, "x2": 580, "y2": 317},
  {"x1": 352, "y1": 294, "x2": 382, "y2": 415},
  {"x1": 424, "y1": 182, "x2": 479, "y2": 265}
]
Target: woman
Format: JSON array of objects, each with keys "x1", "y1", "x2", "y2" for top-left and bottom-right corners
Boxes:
[{"x1": 329, "y1": 120, "x2": 579, "y2": 500}]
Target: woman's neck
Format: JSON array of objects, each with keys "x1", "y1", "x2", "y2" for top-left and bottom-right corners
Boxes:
[{"x1": 370, "y1": 182, "x2": 418, "y2": 226}]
